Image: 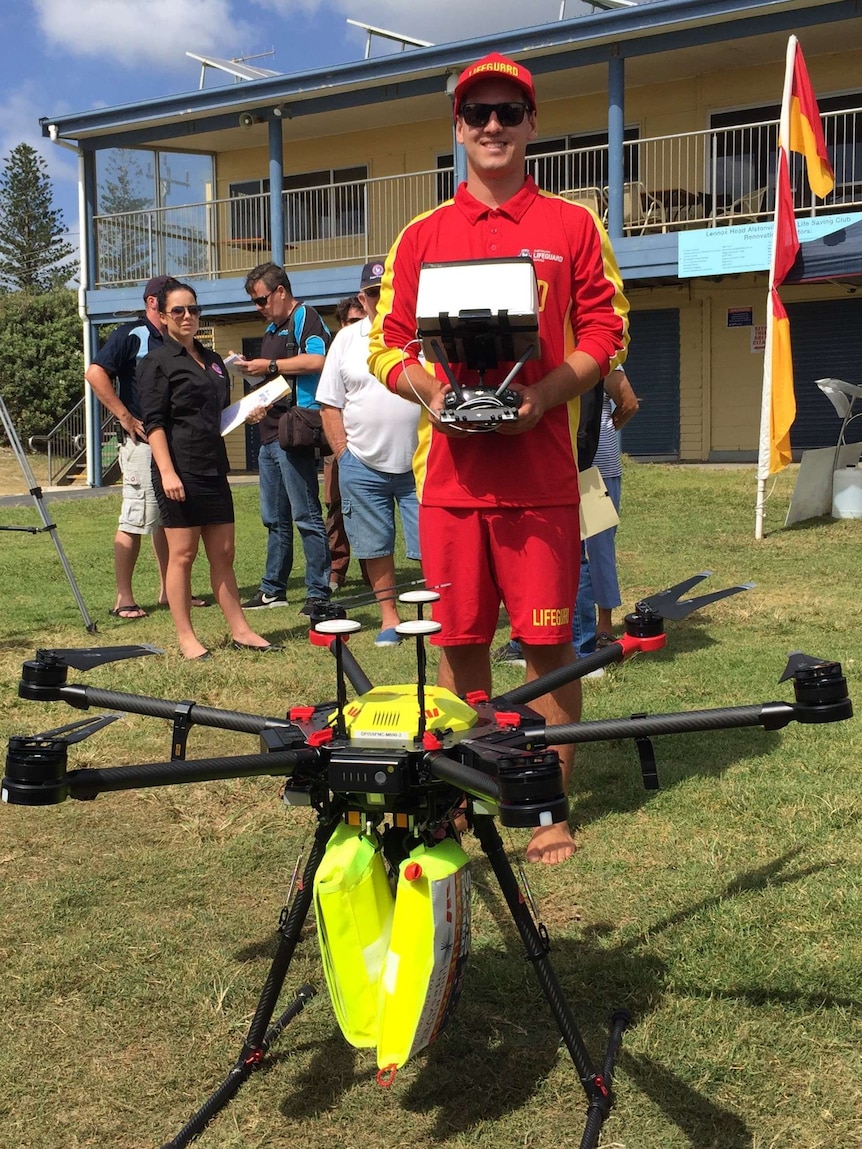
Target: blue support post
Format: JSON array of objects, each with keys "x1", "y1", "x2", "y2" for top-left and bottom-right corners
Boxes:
[
  {"x1": 607, "y1": 54, "x2": 625, "y2": 241},
  {"x1": 268, "y1": 117, "x2": 285, "y2": 264}
]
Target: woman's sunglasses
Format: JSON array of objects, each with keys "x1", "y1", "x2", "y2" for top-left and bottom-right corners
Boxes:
[
  {"x1": 460, "y1": 101, "x2": 531, "y2": 129},
  {"x1": 167, "y1": 305, "x2": 202, "y2": 318}
]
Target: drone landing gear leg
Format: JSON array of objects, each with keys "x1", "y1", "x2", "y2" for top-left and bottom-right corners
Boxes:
[
  {"x1": 470, "y1": 814, "x2": 628, "y2": 1149},
  {"x1": 161, "y1": 809, "x2": 340, "y2": 1149}
]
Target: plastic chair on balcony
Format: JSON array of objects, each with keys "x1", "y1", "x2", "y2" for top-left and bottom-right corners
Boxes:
[
  {"x1": 617, "y1": 182, "x2": 667, "y2": 234},
  {"x1": 559, "y1": 186, "x2": 606, "y2": 221},
  {"x1": 714, "y1": 186, "x2": 768, "y2": 224}
]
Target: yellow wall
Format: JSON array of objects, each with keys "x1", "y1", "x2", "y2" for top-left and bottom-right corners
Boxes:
[{"x1": 626, "y1": 277, "x2": 854, "y2": 460}]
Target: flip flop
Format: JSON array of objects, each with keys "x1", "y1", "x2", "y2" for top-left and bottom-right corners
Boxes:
[
  {"x1": 109, "y1": 604, "x2": 148, "y2": 620},
  {"x1": 157, "y1": 597, "x2": 210, "y2": 608}
]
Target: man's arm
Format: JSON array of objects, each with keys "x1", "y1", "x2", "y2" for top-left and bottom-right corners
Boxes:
[
  {"x1": 319, "y1": 404, "x2": 348, "y2": 460},
  {"x1": 84, "y1": 362, "x2": 146, "y2": 443},
  {"x1": 241, "y1": 352, "x2": 326, "y2": 378},
  {"x1": 604, "y1": 368, "x2": 639, "y2": 430}
]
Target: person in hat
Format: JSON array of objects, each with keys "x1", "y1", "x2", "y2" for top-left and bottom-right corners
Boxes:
[
  {"x1": 85, "y1": 274, "x2": 207, "y2": 619},
  {"x1": 369, "y1": 52, "x2": 630, "y2": 864},
  {"x1": 317, "y1": 260, "x2": 421, "y2": 645}
]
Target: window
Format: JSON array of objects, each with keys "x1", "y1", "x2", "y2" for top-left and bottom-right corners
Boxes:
[
  {"x1": 283, "y1": 166, "x2": 368, "y2": 242},
  {"x1": 710, "y1": 97, "x2": 862, "y2": 211},
  {"x1": 229, "y1": 167, "x2": 369, "y2": 245}
]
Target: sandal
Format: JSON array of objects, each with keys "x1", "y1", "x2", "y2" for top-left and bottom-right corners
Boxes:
[
  {"x1": 109, "y1": 604, "x2": 148, "y2": 620},
  {"x1": 595, "y1": 631, "x2": 616, "y2": 648}
]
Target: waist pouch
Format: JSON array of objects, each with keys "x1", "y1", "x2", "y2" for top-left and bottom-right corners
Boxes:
[{"x1": 278, "y1": 406, "x2": 332, "y2": 455}]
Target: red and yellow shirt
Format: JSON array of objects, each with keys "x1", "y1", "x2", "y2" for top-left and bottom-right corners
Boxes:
[{"x1": 368, "y1": 177, "x2": 629, "y2": 508}]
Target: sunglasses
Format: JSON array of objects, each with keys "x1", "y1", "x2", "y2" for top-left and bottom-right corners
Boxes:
[
  {"x1": 167, "y1": 305, "x2": 202, "y2": 318},
  {"x1": 251, "y1": 290, "x2": 276, "y2": 308},
  {"x1": 460, "y1": 101, "x2": 531, "y2": 129},
  {"x1": 361, "y1": 286, "x2": 381, "y2": 297},
  {"x1": 344, "y1": 316, "x2": 363, "y2": 325}
]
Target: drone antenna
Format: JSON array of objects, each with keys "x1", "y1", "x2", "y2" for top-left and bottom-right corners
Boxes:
[
  {"x1": 314, "y1": 619, "x2": 362, "y2": 737},
  {"x1": 397, "y1": 590, "x2": 443, "y2": 741}
]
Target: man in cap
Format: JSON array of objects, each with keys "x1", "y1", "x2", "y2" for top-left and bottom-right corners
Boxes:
[
  {"x1": 317, "y1": 260, "x2": 420, "y2": 644},
  {"x1": 86, "y1": 275, "x2": 200, "y2": 618},
  {"x1": 369, "y1": 52, "x2": 629, "y2": 863}
]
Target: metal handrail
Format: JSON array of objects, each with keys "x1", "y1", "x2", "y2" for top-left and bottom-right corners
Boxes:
[
  {"x1": 30, "y1": 399, "x2": 119, "y2": 485},
  {"x1": 90, "y1": 106, "x2": 862, "y2": 284}
]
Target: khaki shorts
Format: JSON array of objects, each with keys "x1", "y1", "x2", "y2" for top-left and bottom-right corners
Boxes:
[{"x1": 117, "y1": 438, "x2": 162, "y2": 535}]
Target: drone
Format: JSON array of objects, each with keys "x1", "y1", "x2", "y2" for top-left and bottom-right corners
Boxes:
[{"x1": 2, "y1": 573, "x2": 852, "y2": 1149}]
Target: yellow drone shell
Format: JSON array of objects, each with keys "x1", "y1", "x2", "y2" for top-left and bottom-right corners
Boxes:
[{"x1": 334, "y1": 685, "x2": 478, "y2": 745}]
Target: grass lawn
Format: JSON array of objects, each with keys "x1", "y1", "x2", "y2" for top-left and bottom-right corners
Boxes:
[{"x1": 0, "y1": 459, "x2": 860, "y2": 1149}]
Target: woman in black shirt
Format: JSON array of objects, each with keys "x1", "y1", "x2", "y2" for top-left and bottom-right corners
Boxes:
[{"x1": 139, "y1": 279, "x2": 277, "y2": 659}]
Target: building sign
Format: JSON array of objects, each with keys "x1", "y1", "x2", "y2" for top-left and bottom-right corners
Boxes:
[
  {"x1": 678, "y1": 212, "x2": 862, "y2": 278},
  {"x1": 727, "y1": 307, "x2": 753, "y2": 327},
  {"x1": 751, "y1": 325, "x2": 767, "y2": 353}
]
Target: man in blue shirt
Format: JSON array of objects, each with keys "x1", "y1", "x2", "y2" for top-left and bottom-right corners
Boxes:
[
  {"x1": 85, "y1": 276, "x2": 171, "y2": 619},
  {"x1": 237, "y1": 263, "x2": 335, "y2": 621}
]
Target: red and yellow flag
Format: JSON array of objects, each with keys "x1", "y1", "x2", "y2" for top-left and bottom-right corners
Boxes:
[
  {"x1": 769, "y1": 287, "x2": 795, "y2": 473},
  {"x1": 772, "y1": 150, "x2": 799, "y2": 286},
  {"x1": 788, "y1": 47, "x2": 835, "y2": 199}
]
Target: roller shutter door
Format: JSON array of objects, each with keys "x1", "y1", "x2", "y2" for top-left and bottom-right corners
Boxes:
[
  {"x1": 619, "y1": 308, "x2": 680, "y2": 458},
  {"x1": 786, "y1": 298, "x2": 862, "y2": 453}
]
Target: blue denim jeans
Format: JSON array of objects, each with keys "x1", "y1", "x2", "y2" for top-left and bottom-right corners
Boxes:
[
  {"x1": 337, "y1": 450, "x2": 421, "y2": 560},
  {"x1": 258, "y1": 440, "x2": 330, "y2": 599},
  {"x1": 571, "y1": 546, "x2": 598, "y2": 655}
]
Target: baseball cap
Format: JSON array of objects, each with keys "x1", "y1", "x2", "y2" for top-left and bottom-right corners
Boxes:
[
  {"x1": 452, "y1": 53, "x2": 536, "y2": 120},
  {"x1": 143, "y1": 275, "x2": 169, "y2": 301},
  {"x1": 360, "y1": 260, "x2": 385, "y2": 291}
]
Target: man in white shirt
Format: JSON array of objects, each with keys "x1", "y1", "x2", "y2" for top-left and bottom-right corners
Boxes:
[{"x1": 317, "y1": 261, "x2": 421, "y2": 645}]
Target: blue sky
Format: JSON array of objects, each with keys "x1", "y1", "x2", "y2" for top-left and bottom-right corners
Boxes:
[{"x1": 0, "y1": 0, "x2": 659, "y2": 240}]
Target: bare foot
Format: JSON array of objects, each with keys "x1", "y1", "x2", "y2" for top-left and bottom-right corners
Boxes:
[
  {"x1": 526, "y1": 821, "x2": 577, "y2": 865},
  {"x1": 230, "y1": 629, "x2": 272, "y2": 649},
  {"x1": 179, "y1": 638, "x2": 209, "y2": 660}
]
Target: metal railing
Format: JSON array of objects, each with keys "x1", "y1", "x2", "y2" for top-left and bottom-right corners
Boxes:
[
  {"x1": 30, "y1": 399, "x2": 119, "y2": 485},
  {"x1": 91, "y1": 108, "x2": 862, "y2": 284}
]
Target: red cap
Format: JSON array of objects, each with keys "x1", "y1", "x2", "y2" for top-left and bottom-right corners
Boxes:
[{"x1": 453, "y1": 53, "x2": 536, "y2": 120}]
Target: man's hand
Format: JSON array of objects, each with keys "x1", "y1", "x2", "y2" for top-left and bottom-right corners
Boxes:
[
  {"x1": 493, "y1": 382, "x2": 546, "y2": 435},
  {"x1": 605, "y1": 369, "x2": 639, "y2": 430},
  {"x1": 240, "y1": 358, "x2": 271, "y2": 377},
  {"x1": 119, "y1": 411, "x2": 146, "y2": 443}
]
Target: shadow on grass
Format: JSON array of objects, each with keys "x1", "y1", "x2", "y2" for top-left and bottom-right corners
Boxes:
[
  {"x1": 247, "y1": 848, "x2": 837, "y2": 1146},
  {"x1": 570, "y1": 724, "x2": 783, "y2": 829}
]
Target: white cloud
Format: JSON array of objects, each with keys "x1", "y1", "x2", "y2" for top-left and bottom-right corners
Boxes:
[
  {"x1": 251, "y1": 0, "x2": 655, "y2": 50},
  {"x1": 0, "y1": 84, "x2": 78, "y2": 212},
  {"x1": 32, "y1": 0, "x2": 255, "y2": 67}
]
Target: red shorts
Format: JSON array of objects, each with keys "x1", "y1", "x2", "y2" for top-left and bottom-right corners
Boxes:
[{"x1": 419, "y1": 504, "x2": 580, "y2": 646}]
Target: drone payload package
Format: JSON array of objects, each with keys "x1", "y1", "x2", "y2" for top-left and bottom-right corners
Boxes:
[
  {"x1": 416, "y1": 257, "x2": 540, "y2": 365},
  {"x1": 377, "y1": 837, "x2": 472, "y2": 1074},
  {"x1": 313, "y1": 823, "x2": 394, "y2": 1048}
]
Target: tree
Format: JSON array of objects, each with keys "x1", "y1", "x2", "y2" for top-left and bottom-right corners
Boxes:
[
  {"x1": 0, "y1": 289, "x2": 83, "y2": 441},
  {"x1": 0, "y1": 143, "x2": 77, "y2": 292}
]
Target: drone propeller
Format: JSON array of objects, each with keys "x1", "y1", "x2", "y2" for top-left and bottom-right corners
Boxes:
[
  {"x1": 34, "y1": 644, "x2": 164, "y2": 672},
  {"x1": 779, "y1": 651, "x2": 839, "y2": 683},
  {"x1": 30, "y1": 714, "x2": 121, "y2": 744},
  {"x1": 636, "y1": 571, "x2": 755, "y2": 622}
]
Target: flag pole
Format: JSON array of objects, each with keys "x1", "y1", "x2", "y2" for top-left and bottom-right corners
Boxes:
[{"x1": 754, "y1": 35, "x2": 796, "y2": 540}]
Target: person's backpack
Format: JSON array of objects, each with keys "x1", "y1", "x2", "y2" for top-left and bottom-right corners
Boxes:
[{"x1": 577, "y1": 383, "x2": 603, "y2": 472}]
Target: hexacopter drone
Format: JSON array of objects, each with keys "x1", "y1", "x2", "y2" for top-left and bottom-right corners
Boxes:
[{"x1": 2, "y1": 572, "x2": 852, "y2": 1149}]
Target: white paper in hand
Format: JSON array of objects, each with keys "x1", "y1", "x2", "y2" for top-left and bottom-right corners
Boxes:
[{"x1": 220, "y1": 377, "x2": 292, "y2": 437}]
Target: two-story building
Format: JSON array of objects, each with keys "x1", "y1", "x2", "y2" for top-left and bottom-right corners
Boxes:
[{"x1": 40, "y1": 0, "x2": 862, "y2": 480}]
